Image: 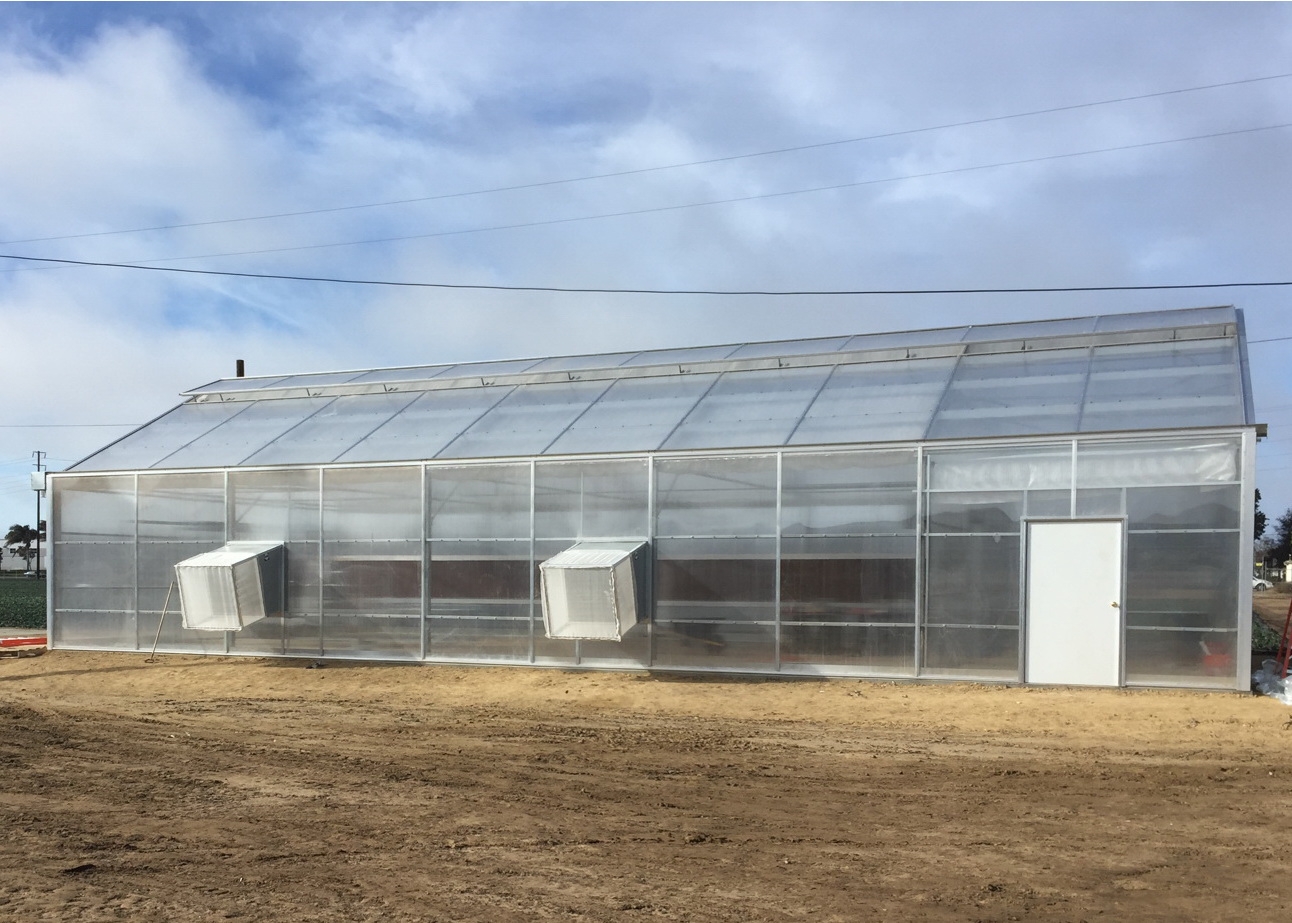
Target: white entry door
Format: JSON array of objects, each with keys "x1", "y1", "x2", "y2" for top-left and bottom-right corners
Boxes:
[{"x1": 1026, "y1": 520, "x2": 1123, "y2": 687}]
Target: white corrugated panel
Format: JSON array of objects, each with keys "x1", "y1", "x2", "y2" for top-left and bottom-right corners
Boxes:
[
  {"x1": 175, "y1": 542, "x2": 283, "y2": 631},
  {"x1": 540, "y1": 542, "x2": 646, "y2": 641}
]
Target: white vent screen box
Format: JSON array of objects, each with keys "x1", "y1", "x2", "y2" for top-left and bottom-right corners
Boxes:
[
  {"x1": 174, "y1": 542, "x2": 285, "y2": 631},
  {"x1": 540, "y1": 542, "x2": 646, "y2": 641}
]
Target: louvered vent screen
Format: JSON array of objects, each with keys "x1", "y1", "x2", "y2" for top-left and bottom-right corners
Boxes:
[
  {"x1": 174, "y1": 542, "x2": 285, "y2": 631},
  {"x1": 540, "y1": 542, "x2": 647, "y2": 641}
]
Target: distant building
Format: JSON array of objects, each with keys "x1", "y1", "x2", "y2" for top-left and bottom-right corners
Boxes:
[{"x1": 1, "y1": 542, "x2": 45, "y2": 573}]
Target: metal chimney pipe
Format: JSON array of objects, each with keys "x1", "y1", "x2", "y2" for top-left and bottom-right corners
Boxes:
[{"x1": 236, "y1": 359, "x2": 245, "y2": 378}]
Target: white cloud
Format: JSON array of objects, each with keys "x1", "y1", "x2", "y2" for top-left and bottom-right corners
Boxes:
[{"x1": 0, "y1": 3, "x2": 1291, "y2": 527}]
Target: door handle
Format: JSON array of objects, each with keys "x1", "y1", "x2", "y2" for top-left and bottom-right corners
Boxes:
[{"x1": 1111, "y1": 601, "x2": 1120, "y2": 608}]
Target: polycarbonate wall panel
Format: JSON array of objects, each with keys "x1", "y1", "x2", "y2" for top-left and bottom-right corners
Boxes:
[
  {"x1": 789, "y1": 358, "x2": 955, "y2": 446},
  {"x1": 1123, "y1": 629, "x2": 1239, "y2": 689},
  {"x1": 928, "y1": 445, "x2": 1072, "y2": 493},
  {"x1": 52, "y1": 475, "x2": 137, "y2": 646},
  {"x1": 1125, "y1": 532, "x2": 1239, "y2": 631},
  {"x1": 52, "y1": 475, "x2": 136, "y2": 649},
  {"x1": 136, "y1": 473, "x2": 227, "y2": 653},
  {"x1": 321, "y1": 466, "x2": 421, "y2": 658},
  {"x1": 922, "y1": 445, "x2": 1070, "y2": 680},
  {"x1": 780, "y1": 451, "x2": 917, "y2": 675},
  {"x1": 427, "y1": 465, "x2": 531, "y2": 662},
  {"x1": 534, "y1": 460, "x2": 650, "y2": 666},
  {"x1": 654, "y1": 538, "x2": 777, "y2": 668},
  {"x1": 654, "y1": 456, "x2": 777, "y2": 669},
  {"x1": 925, "y1": 534, "x2": 1022, "y2": 627},
  {"x1": 230, "y1": 468, "x2": 320, "y2": 543},
  {"x1": 229, "y1": 468, "x2": 321, "y2": 656},
  {"x1": 656, "y1": 455, "x2": 777, "y2": 537},
  {"x1": 51, "y1": 423, "x2": 1249, "y2": 688},
  {"x1": 242, "y1": 392, "x2": 421, "y2": 466},
  {"x1": 1080, "y1": 339, "x2": 1243, "y2": 432},
  {"x1": 544, "y1": 374, "x2": 718, "y2": 455},
  {"x1": 926, "y1": 348, "x2": 1089, "y2": 439},
  {"x1": 158, "y1": 399, "x2": 325, "y2": 469},
  {"x1": 72, "y1": 402, "x2": 248, "y2": 472},
  {"x1": 53, "y1": 474, "x2": 136, "y2": 541},
  {"x1": 535, "y1": 459, "x2": 649, "y2": 540},
  {"x1": 662, "y1": 367, "x2": 832, "y2": 451},
  {"x1": 1075, "y1": 436, "x2": 1243, "y2": 686},
  {"x1": 782, "y1": 451, "x2": 917, "y2": 534},
  {"x1": 429, "y1": 464, "x2": 530, "y2": 539},
  {"x1": 438, "y1": 380, "x2": 611, "y2": 459}
]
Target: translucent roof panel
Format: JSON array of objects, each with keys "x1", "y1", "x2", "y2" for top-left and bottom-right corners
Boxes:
[
  {"x1": 437, "y1": 379, "x2": 613, "y2": 458},
  {"x1": 526, "y1": 352, "x2": 638, "y2": 373},
  {"x1": 73, "y1": 308, "x2": 1252, "y2": 472},
  {"x1": 661, "y1": 367, "x2": 834, "y2": 451},
  {"x1": 726, "y1": 336, "x2": 850, "y2": 360},
  {"x1": 841, "y1": 327, "x2": 970, "y2": 352},
  {"x1": 241, "y1": 392, "x2": 423, "y2": 466},
  {"x1": 1079, "y1": 338, "x2": 1244, "y2": 432},
  {"x1": 960, "y1": 317, "x2": 1097, "y2": 342},
  {"x1": 435, "y1": 358, "x2": 544, "y2": 379},
  {"x1": 925, "y1": 348, "x2": 1091, "y2": 439},
  {"x1": 619, "y1": 344, "x2": 740, "y2": 367},
  {"x1": 335, "y1": 387, "x2": 516, "y2": 463},
  {"x1": 789, "y1": 356, "x2": 957, "y2": 446},
  {"x1": 71, "y1": 401, "x2": 251, "y2": 472},
  {"x1": 1093, "y1": 306, "x2": 1235, "y2": 332},
  {"x1": 187, "y1": 376, "x2": 290, "y2": 395},
  {"x1": 545, "y1": 373, "x2": 719, "y2": 455},
  {"x1": 344, "y1": 365, "x2": 454, "y2": 384},
  {"x1": 263, "y1": 371, "x2": 369, "y2": 390},
  {"x1": 155, "y1": 398, "x2": 327, "y2": 469}
]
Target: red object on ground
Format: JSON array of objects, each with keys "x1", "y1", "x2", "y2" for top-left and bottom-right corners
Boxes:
[{"x1": 0, "y1": 635, "x2": 46, "y2": 648}]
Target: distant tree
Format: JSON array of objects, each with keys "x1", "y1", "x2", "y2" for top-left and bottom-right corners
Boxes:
[
  {"x1": 4, "y1": 524, "x2": 38, "y2": 570},
  {"x1": 1272, "y1": 509, "x2": 1292, "y2": 569},
  {"x1": 1255, "y1": 489, "x2": 1267, "y2": 542}
]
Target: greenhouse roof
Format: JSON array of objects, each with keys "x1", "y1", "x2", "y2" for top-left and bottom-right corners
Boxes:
[{"x1": 69, "y1": 305, "x2": 1255, "y2": 472}]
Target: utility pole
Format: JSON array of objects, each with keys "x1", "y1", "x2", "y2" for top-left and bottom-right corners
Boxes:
[{"x1": 32, "y1": 451, "x2": 44, "y2": 578}]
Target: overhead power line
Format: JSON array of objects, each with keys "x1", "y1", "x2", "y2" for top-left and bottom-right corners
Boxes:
[
  {"x1": 6, "y1": 120, "x2": 1289, "y2": 271},
  {"x1": 2, "y1": 252, "x2": 1289, "y2": 295},
  {"x1": 2, "y1": 71, "x2": 1289, "y2": 247}
]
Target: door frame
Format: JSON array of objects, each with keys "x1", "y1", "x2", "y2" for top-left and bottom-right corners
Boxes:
[{"x1": 1022, "y1": 517, "x2": 1127, "y2": 687}]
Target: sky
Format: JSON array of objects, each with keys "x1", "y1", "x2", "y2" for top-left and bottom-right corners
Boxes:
[{"x1": 1, "y1": 1, "x2": 1290, "y2": 538}]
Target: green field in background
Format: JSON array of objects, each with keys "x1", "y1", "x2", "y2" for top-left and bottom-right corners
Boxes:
[{"x1": 0, "y1": 577, "x2": 46, "y2": 630}]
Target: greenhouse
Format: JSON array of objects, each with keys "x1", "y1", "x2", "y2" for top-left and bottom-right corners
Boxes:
[{"x1": 48, "y1": 305, "x2": 1258, "y2": 689}]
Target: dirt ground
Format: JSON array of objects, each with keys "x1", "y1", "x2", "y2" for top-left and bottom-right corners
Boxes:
[
  {"x1": 2, "y1": 645, "x2": 1292, "y2": 923},
  {"x1": 1255, "y1": 589, "x2": 1292, "y2": 636}
]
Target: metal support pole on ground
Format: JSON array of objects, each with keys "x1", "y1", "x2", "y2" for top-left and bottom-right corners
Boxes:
[{"x1": 146, "y1": 581, "x2": 175, "y2": 663}]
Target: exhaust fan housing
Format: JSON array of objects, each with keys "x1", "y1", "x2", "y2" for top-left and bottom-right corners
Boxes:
[
  {"x1": 540, "y1": 541, "x2": 647, "y2": 642},
  {"x1": 174, "y1": 541, "x2": 285, "y2": 631}
]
